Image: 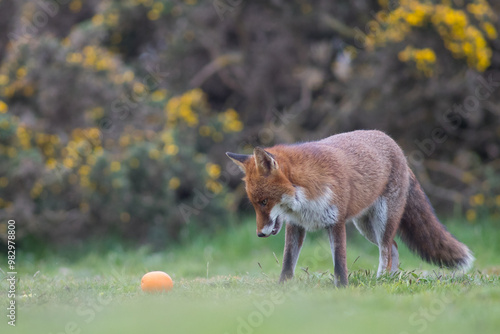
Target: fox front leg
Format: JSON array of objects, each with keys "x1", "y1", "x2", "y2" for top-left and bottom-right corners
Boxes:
[
  {"x1": 327, "y1": 222, "x2": 349, "y2": 287},
  {"x1": 279, "y1": 223, "x2": 306, "y2": 282}
]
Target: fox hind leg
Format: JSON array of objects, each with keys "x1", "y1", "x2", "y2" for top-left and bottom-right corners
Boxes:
[
  {"x1": 353, "y1": 197, "x2": 401, "y2": 277},
  {"x1": 377, "y1": 243, "x2": 392, "y2": 277},
  {"x1": 377, "y1": 227, "x2": 403, "y2": 276},
  {"x1": 391, "y1": 241, "x2": 399, "y2": 272},
  {"x1": 376, "y1": 197, "x2": 405, "y2": 276}
]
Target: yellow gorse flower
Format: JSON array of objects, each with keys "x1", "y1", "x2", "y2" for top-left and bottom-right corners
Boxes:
[
  {"x1": 46, "y1": 158, "x2": 57, "y2": 170},
  {"x1": 165, "y1": 144, "x2": 179, "y2": 155},
  {"x1": 168, "y1": 177, "x2": 181, "y2": 190},
  {"x1": 0, "y1": 74, "x2": 9, "y2": 85},
  {"x1": 148, "y1": 148, "x2": 160, "y2": 160},
  {"x1": 106, "y1": 12, "x2": 119, "y2": 27},
  {"x1": 206, "y1": 163, "x2": 221, "y2": 179},
  {"x1": 466, "y1": 209, "x2": 477, "y2": 222},
  {"x1": 69, "y1": 0, "x2": 82, "y2": 13},
  {"x1": 206, "y1": 179, "x2": 223, "y2": 194},
  {"x1": 470, "y1": 193, "x2": 485, "y2": 206},
  {"x1": 67, "y1": 53, "x2": 83, "y2": 64},
  {"x1": 368, "y1": 0, "x2": 495, "y2": 73},
  {"x1": 151, "y1": 89, "x2": 167, "y2": 102},
  {"x1": 122, "y1": 70, "x2": 134, "y2": 82},
  {"x1": 199, "y1": 125, "x2": 211, "y2": 137},
  {"x1": 481, "y1": 22, "x2": 498, "y2": 40},
  {"x1": 147, "y1": 9, "x2": 160, "y2": 20},
  {"x1": 165, "y1": 89, "x2": 205, "y2": 127},
  {"x1": 78, "y1": 165, "x2": 91, "y2": 176},
  {"x1": 30, "y1": 181, "x2": 43, "y2": 198},
  {"x1": 398, "y1": 46, "x2": 437, "y2": 77},
  {"x1": 110, "y1": 161, "x2": 121, "y2": 172},
  {"x1": 0, "y1": 100, "x2": 8, "y2": 113},
  {"x1": 63, "y1": 158, "x2": 74, "y2": 168},
  {"x1": 16, "y1": 67, "x2": 27, "y2": 79},
  {"x1": 219, "y1": 108, "x2": 243, "y2": 133},
  {"x1": 67, "y1": 46, "x2": 117, "y2": 72}
]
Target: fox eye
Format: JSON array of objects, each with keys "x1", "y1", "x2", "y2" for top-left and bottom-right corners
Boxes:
[{"x1": 259, "y1": 199, "x2": 268, "y2": 206}]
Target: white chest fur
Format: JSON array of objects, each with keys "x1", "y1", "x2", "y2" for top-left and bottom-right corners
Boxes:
[{"x1": 270, "y1": 186, "x2": 339, "y2": 231}]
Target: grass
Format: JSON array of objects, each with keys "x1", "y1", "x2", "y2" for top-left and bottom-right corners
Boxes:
[{"x1": 1, "y1": 217, "x2": 500, "y2": 333}]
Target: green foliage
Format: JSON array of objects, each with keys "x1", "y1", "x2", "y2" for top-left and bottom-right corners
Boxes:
[
  {"x1": 0, "y1": 0, "x2": 499, "y2": 248},
  {"x1": 1, "y1": 219, "x2": 500, "y2": 334}
]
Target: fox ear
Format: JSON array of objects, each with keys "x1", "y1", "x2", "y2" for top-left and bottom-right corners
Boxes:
[
  {"x1": 253, "y1": 147, "x2": 278, "y2": 175},
  {"x1": 226, "y1": 152, "x2": 251, "y2": 173}
]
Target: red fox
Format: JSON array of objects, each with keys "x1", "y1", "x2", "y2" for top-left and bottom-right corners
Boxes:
[{"x1": 227, "y1": 130, "x2": 474, "y2": 286}]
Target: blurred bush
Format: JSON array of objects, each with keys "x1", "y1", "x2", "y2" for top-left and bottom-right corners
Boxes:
[
  {"x1": 366, "y1": 0, "x2": 497, "y2": 73},
  {"x1": 0, "y1": 88, "x2": 242, "y2": 247},
  {"x1": 0, "y1": 0, "x2": 499, "y2": 248}
]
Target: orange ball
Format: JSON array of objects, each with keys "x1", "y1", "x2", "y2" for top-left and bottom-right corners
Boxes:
[{"x1": 141, "y1": 271, "x2": 174, "y2": 293}]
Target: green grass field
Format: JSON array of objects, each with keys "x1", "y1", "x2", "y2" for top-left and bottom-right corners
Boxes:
[{"x1": 2, "y1": 218, "x2": 500, "y2": 333}]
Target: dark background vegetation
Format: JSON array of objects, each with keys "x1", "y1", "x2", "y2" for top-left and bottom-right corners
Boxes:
[{"x1": 0, "y1": 0, "x2": 499, "y2": 250}]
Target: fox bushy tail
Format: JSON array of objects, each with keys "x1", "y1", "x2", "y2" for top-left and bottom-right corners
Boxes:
[{"x1": 398, "y1": 171, "x2": 474, "y2": 271}]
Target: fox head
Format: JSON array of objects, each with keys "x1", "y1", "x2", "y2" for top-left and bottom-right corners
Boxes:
[{"x1": 226, "y1": 148, "x2": 296, "y2": 237}]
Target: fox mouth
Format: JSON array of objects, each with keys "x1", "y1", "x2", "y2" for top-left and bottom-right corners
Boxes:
[
  {"x1": 259, "y1": 216, "x2": 283, "y2": 237},
  {"x1": 271, "y1": 217, "x2": 282, "y2": 235}
]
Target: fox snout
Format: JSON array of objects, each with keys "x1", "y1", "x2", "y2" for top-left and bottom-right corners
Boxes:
[
  {"x1": 256, "y1": 218, "x2": 272, "y2": 237},
  {"x1": 257, "y1": 216, "x2": 283, "y2": 237}
]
